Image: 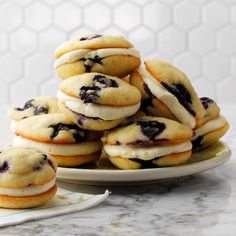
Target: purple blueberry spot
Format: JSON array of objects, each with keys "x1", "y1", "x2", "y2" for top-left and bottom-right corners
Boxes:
[
  {"x1": 33, "y1": 164, "x2": 42, "y2": 171},
  {"x1": 33, "y1": 154, "x2": 56, "y2": 171},
  {"x1": 15, "y1": 99, "x2": 34, "y2": 111},
  {"x1": 76, "y1": 113, "x2": 100, "y2": 125},
  {"x1": 89, "y1": 55, "x2": 103, "y2": 65},
  {"x1": 143, "y1": 83, "x2": 155, "y2": 98},
  {"x1": 128, "y1": 139, "x2": 169, "y2": 146},
  {"x1": 49, "y1": 123, "x2": 85, "y2": 142},
  {"x1": 83, "y1": 60, "x2": 93, "y2": 72},
  {"x1": 141, "y1": 98, "x2": 153, "y2": 113},
  {"x1": 141, "y1": 83, "x2": 156, "y2": 113},
  {"x1": 80, "y1": 55, "x2": 103, "y2": 72},
  {"x1": 161, "y1": 82, "x2": 196, "y2": 116},
  {"x1": 192, "y1": 135, "x2": 204, "y2": 150},
  {"x1": 130, "y1": 158, "x2": 157, "y2": 168},
  {"x1": 93, "y1": 75, "x2": 118, "y2": 88},
  {"x1": 200, "y1": 97, "x2": 215, "y2": 110},
  {"x1": 136, "y1": 120, "x2": 166, "y2": 140},
  {"x1": 47, "y1": 158, "x2": 56, "y2": 172},
  {"x1": 79, "y1": 86, "x2": 101, "y2": 103},
  {"x1": 34, "y1": 106, "x2": 48, "y2": 115},
  {"x1": 79, "y1": 34, "x2": 102, "y2": 41},
  {"x1": 78, "y1": 115, "x2": 86, "y2": 126},
  {"x1": 0, "y1": 161, "x2": 9, "y2": 173},
  {"x1": 79, "y1": 75, "x2": 118, "y2": 104},
  {"x1": 15, "y1": 99, "x2": 48, "y2": 116}
]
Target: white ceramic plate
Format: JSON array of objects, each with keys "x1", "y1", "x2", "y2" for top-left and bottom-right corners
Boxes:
[{"x1": 57, "y1": 141, "x2": 231, "y2": 185}]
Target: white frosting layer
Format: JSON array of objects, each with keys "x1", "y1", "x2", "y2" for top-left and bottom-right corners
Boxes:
[
  {"x1": 13, "y1": 136, "x2": 102, "y2": 156},
  {"x1": 193, "y1": 115, "x2": 227, "y2": 139},
  {"x1": 0, "y1": 178, "x2": 56, "y2": 197},
  {"x1": 139, "y1": 67, "x2": 196, "y2": 129},
  {"x1": 104, "y1": 141, "x2": 192, "y2": 161},
  {"x1": 10, "y1": 120, "x2": 17, "y2": 132},
  {"x1": 57, "y1": 90, "x2": 140, "y2": 120},
  {"x1": 54, "y1": 48, "x2": 140, "y2": 68}
]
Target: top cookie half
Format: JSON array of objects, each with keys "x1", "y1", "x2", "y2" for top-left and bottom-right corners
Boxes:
[{"x1": 130, "y1": 60, "x2": 206, "y2": 129}]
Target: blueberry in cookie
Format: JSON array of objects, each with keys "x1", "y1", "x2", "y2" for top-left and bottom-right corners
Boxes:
[{"x1": 7, "y1": 96, "x2": 61, "y2": 131}]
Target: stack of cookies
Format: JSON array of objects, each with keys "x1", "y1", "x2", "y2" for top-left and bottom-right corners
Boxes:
[
  {"x1": 129, "y1": 60, "x2": 229, "y2": 152},
  {"x1": 7, "y1": 33, "x2": 229, "y2": 172}
]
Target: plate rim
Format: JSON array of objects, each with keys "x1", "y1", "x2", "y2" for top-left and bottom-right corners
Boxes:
[{"x1": 57, "y1": 142, "x2": 231, "y2": 176}]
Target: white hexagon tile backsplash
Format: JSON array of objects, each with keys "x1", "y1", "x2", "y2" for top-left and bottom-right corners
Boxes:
[{"x1": 0, "y1": 0, "x2": 236, "y2": 107}]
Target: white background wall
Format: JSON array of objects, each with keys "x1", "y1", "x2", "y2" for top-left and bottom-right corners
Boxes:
[{"x1": 0, "y1": 0, "x2": 235, "y2": 108}]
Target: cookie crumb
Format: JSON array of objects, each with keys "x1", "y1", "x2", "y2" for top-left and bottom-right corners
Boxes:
[
  {"x1": 78, "y1": 196, "x2": 85, "y2": 202},
  {"x1": 57, "y1": 194, "x2": 68, "y2": 200}
]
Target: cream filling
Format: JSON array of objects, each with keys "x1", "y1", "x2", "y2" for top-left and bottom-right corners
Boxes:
[
  {"x1": 10, "y1": 120, "x2": 17, "y2": 132},
  {"x1": 104, "y1": 141, "x2": 192, "y2": 161},
  {"x1": 139, "y1": 67, "x2": 196, "y2": 129},
  {"x1": 54, "y1": 48, "x2": 140, "y2": 68},
  {"x1": 13, "y1": 136, "x2": 102, "y2": 156},
  {"x1": 193, "y1": 115, "x2": 227, "y2": 139},
  {"x1": 0, "y1": 178, "x2": 56, "y2": 197},
  {"x1": 57, "y1": 90, "x2": 140, "y2": 120}
]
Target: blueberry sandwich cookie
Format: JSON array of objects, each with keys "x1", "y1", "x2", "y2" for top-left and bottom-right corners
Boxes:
[
  {"x1": 7, "y1": 96, "x2": 61, "y2": 131},
  {"x1": 58, "y1": 73, "x2": 141, "y2": 131},
  {"x1": 102, "y1": 116, "x2": 193, "y2": 170},
  {"x1": 54, "y1": 34, "x2": 141, "y2": 80},
  {"x1": 13, "y1": 114, "x2": 102, "y2": 167},
  {"x1": 130, "y1": 60, "x2": 206, "y2": 129},
  {"x1": 192, "y1": 97, "x2": 229, "y2": 151},
  {"x1": 0, "y1": 147, "x2": 57, "y2": 209}
]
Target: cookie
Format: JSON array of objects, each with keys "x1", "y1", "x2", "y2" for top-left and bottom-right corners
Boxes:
[
  {"x1": 195, "y1": 97, "x2": 220, "y2": 128},
  {"x1": 0, "y1": 146, "x2": 57, "y2": 209},
  {"x1": 13, "y1": 114, "x2": 103, "y2": 167},
  {"x1": 102, "y1": 116, "x2": 193, "y2": 169},
  {"x1": 7, "y1": 96, "x2": 62, "y2": 131},
  {"x1": 130, "y1": 60, "x2": 206, "y2": 129},
  {"x1": 58, "y1": 73, "x2": 141, "y2": 131},
  {"x1": 54, "y1": 34, "x2": 141, "y2": 79},
  {"x1": 192, "y1": 97, "x2": 229, "y2": 151}
]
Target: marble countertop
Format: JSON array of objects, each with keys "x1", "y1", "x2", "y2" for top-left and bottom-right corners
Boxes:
[{"x1": 0, "y1": 104, "x2": 235, "y2": 236}]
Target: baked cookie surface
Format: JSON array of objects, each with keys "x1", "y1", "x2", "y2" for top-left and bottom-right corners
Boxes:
[
  {"x1": 55, "y1": 34, "x2": 133, "y2": 58},
  {"x1": 7, "y1": 96, "x2": 61, "y2": 122},
  {"x1": 15, "y1": 113, "x2": 101, "y2": 144},
  {"x1": 103, "y1": 116, "x2": 193, "y2": 146},
  {"x1": 60, "y1": 73, "x2": 141, "y2": 106}
]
